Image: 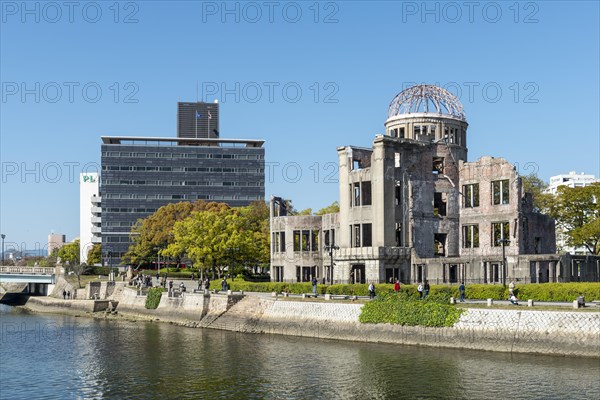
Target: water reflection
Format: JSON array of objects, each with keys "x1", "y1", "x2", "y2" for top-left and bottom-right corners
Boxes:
[{"x1": 1, "y1": 305, "x2": 598, "y2": 400}]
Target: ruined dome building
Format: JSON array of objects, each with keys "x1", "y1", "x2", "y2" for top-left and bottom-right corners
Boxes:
[{"x1": 270, "y1": 85, "x2": 598, "y2": 284}]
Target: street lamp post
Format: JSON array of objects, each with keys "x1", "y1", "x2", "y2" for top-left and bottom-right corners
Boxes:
[
  {"x1": 500, "y1": 238, "x2": 510, "y2": 288},
  {"x1": 324, "y1": 245, "x2": 339, "y2": 284},
  {"x1": 108, "y1": 251, "x2": 113, "y2": 281},
  {"x1": 1, "y1": 234, "x2": 5, "y2": 265}
]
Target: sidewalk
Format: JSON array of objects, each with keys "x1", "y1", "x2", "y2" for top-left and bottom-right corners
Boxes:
[{"x1": 148, "y1": 278, "x2": 599, "y2": 308}]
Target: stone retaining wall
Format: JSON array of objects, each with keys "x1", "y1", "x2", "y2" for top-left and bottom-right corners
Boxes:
[{"x1": 22, "y1": 288, "x2": 600, "y2": 358}]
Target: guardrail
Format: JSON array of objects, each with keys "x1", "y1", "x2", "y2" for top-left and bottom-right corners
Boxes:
[{"x1": 0, "y1": 266, "x2": 55, "y2": 274}]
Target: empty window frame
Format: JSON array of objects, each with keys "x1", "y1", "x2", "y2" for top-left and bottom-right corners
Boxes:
[
  {"x1": 361, "y1": 181, "x2": 372, "y2": 206},
  {"x1": 463, "y1": 183, "x2": 480, "y2": 208},
  {"x1": 362, "y1": 224, "x2": 372, "y2": 247},
  {"x1": 434, "y1": 192, "x2": 447, "y2": 216},
  {"x1": 311, "y1": 230, "x2": 319, "y2": 251},
  {"x1": 301, "y1": 230, "x2": 310, "y2": 252},
  {"x1": 353, "y1": 183, "x2": 361, "y2": 207},
  {"x1": 492, "y1": 222, "x2": 510, "y2": 246},
  {"x1": 433, "y1": 157, "x2": 444, "y2": 174},
  {"x1": 462, "y1": 225, "x2": 479, "y2": 248},
  {"x1": 492, "y1": 179, "x2": 510, "y2": 205},
  {"x1": 293, "y1": 230, "x2": 301, "y2": 251}
]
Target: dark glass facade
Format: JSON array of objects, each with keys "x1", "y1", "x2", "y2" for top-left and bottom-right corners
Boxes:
[
  {"x1": 100, "y1": 137, "x2": 264, "y2": 263},
  {"x1": 177, "y1": 102, "x2": 220, "y2": 138}
]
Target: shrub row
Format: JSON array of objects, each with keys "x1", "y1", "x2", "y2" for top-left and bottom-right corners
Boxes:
[
  {"x1": 359, "y1": 293, "x2": 464, "y2": 327},
  {"x1": 145, "y1": 287, "x2": 165, "y2": 309},
  {"x1": 214, "y1": 281, "x2": 600, "y2": 302}
]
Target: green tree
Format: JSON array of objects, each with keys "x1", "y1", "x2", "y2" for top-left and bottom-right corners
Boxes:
[
  {"x1": 238, "y1": 201, "x2": 270, "y2": 270},
  {"x1": 316, "y1": 201, "x2": 340, "y2": 215},
  {"x1": 551, "y1": 183, "x2": 600, "y2": 254},
  {"x1": 122, "y1": 200, "x2": 227, "y2": 267},
  {"x1": 86, "y1": 243, "x2": 102, "y2": 265},
  {"x1": 521, "y1": 173, "x2": 554, "y2": 213},
  {"x1": 39, "y1": 249, "x2": 59, "y2": 268},
  {"x1": 164, "y1": 207, "x2": 262, "y2": 279},
  {"x1": 58, "y1": 240, "x2": 80, "y2": 265}
]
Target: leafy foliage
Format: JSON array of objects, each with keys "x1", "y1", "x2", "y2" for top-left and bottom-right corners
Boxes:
[
  {"x1": 521, "y1": 173, "x2": 554, "y2": 213},
  {"x1": 359, "y1": 293, "x2": 464, "y2": 327},
  {"x1": 550, "y1": 183, "x2": 600, "y2": 254},
  {"x1": 86, "y1": 243, "x2": 102, "y2": 265},
  {"x1": 163, "y1": 202, "x2": 270, "y2": 278},
  {"x1": 145, "y1": 287, "x2": 165, "y2": 309},
  {"x1": 58, "y1": 240, "x2": 80, "y2": 265},
  {"x1": 123, "y1": 200, "x2": 225, "y2": 266},
  {"x1": 217, "y1": 281, "x2": 600, "y2": 302},
  {"x1": 316, "y1": 201, "x2": 340, "y2": 215}
]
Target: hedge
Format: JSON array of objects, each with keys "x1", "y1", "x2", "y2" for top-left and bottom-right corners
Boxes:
[
  {"x1": 145, "y1": 287, "x2": 165, "y2": 309},
  {"x1": 209, "y1": 281, "x2": 600, "y2": 302},
  {"x1": 359, "y1": 293, "x2": 464, "y2": 327}
]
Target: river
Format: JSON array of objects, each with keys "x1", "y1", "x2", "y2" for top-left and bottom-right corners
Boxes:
[{"x1": 0, "y1": 304, "x2": 598, "y2": 399}]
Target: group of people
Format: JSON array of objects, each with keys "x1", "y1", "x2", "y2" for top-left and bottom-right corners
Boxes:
[
  {"x1": 416, "y1": 281, "x2": 431, "y2": 299},
  {"x1": 62, "y1": 289, "x2": 72, "y2": 299}
]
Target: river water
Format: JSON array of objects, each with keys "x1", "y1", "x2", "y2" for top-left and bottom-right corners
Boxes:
[{"x1": 0, "y1": 304, "x2": 598, "y2": 400}]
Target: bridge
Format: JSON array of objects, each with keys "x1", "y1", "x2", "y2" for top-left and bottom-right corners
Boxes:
[{"x1": 0, "y1": 266, "x2": 56, "y2": 296}]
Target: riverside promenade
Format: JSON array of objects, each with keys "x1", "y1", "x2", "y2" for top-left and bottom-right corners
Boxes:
[{"x1": 15, "y1": 277, "x2": 600, "y2": 359}]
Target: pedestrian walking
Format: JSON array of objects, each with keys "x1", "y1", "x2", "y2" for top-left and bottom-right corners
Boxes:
[
  {"x1": 394, "y1": 279, "x2": 400, "y2": 294},
  {"x1": 205, "y1": 278, "x2": 210, "y2": 291},
  {"x1": 67, "y1": 290, "x2": 71, "y2": 300},
  {"x1": 423, "y1": 280, "x2": 430, "y2": 299},
  {"x1": 368, "y1": 282, "x2": 376, "y2": 299},
  {"x1": 63, "y1": 289, "x2": 66, "y2": 300},
  {"x1": 459, "y1": 282, "x2": 465, "y2": 302},
  {"x1": 417, "y1": 282, "x2": 423, "y2": 299},
  {"x1": 221, "y1": 277, "x2": 227, "y2": 292},
  {"x1": 311, "y1": 276, "x2": 318, "y2": 296}
]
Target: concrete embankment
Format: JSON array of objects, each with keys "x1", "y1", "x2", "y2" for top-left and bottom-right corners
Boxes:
[
  {"x1": 202, "y1": 296, "x2": 600, "y2": 358},
  {"x1": 19, "y1": 286, "x2": 600, "y2": 358}
]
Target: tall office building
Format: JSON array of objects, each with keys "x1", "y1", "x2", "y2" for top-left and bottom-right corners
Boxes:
[
  {"x1": 177, "y1": 101, "x2": 220, "y2": 138},
  {"x1": 101, "y1": 136, "x2": 265, "y2": 263}
]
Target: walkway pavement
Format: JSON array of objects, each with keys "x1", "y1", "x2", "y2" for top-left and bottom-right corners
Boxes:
[{"x1": 147, "y1": 278, "x2": 599, "y2": 308}]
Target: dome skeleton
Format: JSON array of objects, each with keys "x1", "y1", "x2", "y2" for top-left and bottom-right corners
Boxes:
[{"x1": 388, "y1": 85, "x2": 466, "y2": 121}]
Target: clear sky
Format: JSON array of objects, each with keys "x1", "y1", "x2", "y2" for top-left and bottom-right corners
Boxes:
[{"x1": 1, "y1": 0, "x2": 599, "y2": 253}]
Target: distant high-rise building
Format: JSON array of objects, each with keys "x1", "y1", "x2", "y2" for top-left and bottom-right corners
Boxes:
[
  {"x1": 177, "y1": 101, "x2": 220, "y2": 138},
  {"x1": 48, "y1": 233, "x2": 66, "y2": 256}
]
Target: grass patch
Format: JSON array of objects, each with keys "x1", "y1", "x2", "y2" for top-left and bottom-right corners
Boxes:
[
  {"x1": 359, "y1": 293, "x2": 464, "y2": 327},
  {"x1": 145, "y1": 287, "x2": 166, "y2": 309}
]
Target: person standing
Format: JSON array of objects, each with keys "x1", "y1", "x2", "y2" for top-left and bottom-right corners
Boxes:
[
  {"x1": 311, "y1": 276, "x2": 318, "y2": 296},
  {"x1": 394, "y1": 279, "x2": 400, "y2": 294},
  {"x1": 221, "y1": 277, "x2": 227, "y2": 292},
  {"x1": 423, "y1": 280, "x2": 430, "y2": 299},
  {"x1": 417, "y1": 282, "x2": 423, "y2": 299},
  {"x1": 368, "y1": 282, "x2": 376, "y2": 299},
  {"x1": 63, "y1": 289, "x2": 67, "y2": 300},
  {"x1": 459, "y1": 282, "x2": 465, "y2": 302}
]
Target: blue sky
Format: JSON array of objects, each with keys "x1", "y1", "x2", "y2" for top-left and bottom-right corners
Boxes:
[{"x1": 1, "y1": 1, "x2": 599, "y2": 252}]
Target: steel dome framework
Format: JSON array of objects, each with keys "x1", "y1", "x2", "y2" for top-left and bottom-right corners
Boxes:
[{"x1": 388, "y1": 85, "x2": 466, "y2": 121}]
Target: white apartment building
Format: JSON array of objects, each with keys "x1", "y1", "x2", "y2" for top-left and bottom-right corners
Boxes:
[
  {"x1": 545, "y1": 171, "x2": 599, "y2": 195},
  {"x1": 545, "y1": 171, "x2": 599, "y2": 254},
  {"x1": 79, "y1": 172, "x2": 101, "y2": 263}
]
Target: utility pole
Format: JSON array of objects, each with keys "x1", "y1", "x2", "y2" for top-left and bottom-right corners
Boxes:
[{"x1": 501, "y1": 238, "x2": 509, "y2": 287}]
